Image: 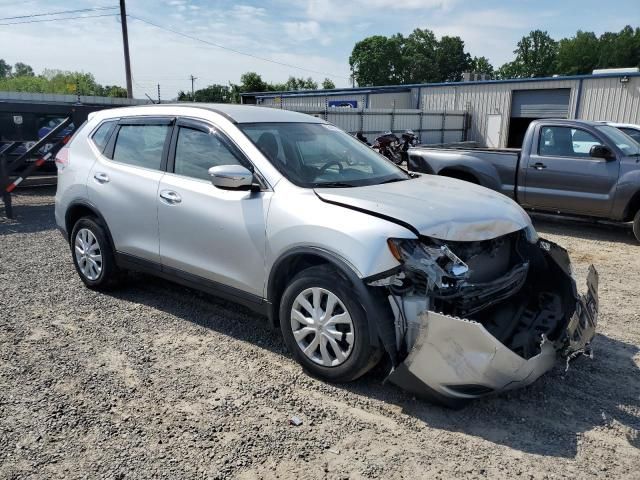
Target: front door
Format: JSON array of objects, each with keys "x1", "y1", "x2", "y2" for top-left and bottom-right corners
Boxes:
[
  {"x1": 157, "y1": 118, "x2": 271, "y2": 298},
  {"x1": 87, "y1": 118, "x2": 173, "y2": 262},
  {"x1": 521, "y1": 124, "x2": 619, "y2": 216}
]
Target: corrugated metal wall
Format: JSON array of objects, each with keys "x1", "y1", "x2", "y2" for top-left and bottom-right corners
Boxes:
[
  {"x1": 421, "y1": 79, "x2": 580, "y2": 147},
  {"x1": 252, "y1": 75, "x2": 640, "y2": 148},
  {"x1": 579, "y1": 76, "x2": 640, "y2": 124}
]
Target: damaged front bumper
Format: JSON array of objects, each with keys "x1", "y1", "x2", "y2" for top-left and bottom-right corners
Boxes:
[{"x1": 377, "y1": 238, "x2": 599, "y2": 406}]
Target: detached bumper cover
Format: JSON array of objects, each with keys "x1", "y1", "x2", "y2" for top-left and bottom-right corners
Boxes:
[{"x1": 387, "y1": 265, "x2": 598, "y2": 404}]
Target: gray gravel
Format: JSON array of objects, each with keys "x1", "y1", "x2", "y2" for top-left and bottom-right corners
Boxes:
[{"x1": 1, "y1": 187, "x2": 639, "y2": 479}]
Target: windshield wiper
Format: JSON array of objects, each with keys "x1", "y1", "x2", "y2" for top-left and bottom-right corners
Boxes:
[{"x1": 312, "y1": 181, "x2": 357, "y2": 188}]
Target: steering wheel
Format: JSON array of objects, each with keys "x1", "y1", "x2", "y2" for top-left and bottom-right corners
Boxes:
[{"x1": 318, "y1": 161, "x2": 343, "y2": 176}]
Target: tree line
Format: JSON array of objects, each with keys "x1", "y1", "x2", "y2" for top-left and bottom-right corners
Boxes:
[
  {"x1": 350, "y1": 25, "x2": 640, "y2": 86},
  {"x1": 1, "y1": 24, "x2": 638, "y2": 100},
  {"x1": 0, "y1": 59, "x2": 128, "y2": 97},
  {"x1": 176, "y1": 73, "x2": 336, "y2": 102}
]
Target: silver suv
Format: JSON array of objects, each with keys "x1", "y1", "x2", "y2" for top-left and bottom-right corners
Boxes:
[{"x1": 55, "y1": 104, "x2": 598, "y2": 406}]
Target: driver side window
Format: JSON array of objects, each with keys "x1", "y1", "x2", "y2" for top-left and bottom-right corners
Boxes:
[{"x1": 173, "y1": 127, "x2": 242, "y2": 181}]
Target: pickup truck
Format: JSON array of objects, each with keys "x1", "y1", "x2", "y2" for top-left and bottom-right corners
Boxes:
[{"x1": 407, "y1": 119, "x2": 640, "y2": 242}]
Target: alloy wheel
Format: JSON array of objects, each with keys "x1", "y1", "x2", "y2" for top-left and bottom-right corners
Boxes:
[
  {"x1": 74, "y1": 228, "x2": 103, "y2": 281},
  {"x1": 290, "y1": 287, "x2": 355, "y2": 367}
]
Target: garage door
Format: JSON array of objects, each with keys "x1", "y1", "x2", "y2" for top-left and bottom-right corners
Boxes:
[{"x1": 511, "y1": 89, "x2": 570, "y2": 118}]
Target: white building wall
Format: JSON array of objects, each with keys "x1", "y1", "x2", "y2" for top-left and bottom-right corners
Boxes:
[
  {"x1": 579, "y1": 76, "x2": 640, "y2": 124},
  {"x1": 421, "y1": 79, "x2": 580, "y2": 147}
]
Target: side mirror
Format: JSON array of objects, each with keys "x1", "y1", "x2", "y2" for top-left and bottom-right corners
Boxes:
[
  {"x1": 589, "y1": 145, "x2": 614, "y2": 160},
  {"x1": 208, "y1": 165, "x2": 254, "y2": 190}
]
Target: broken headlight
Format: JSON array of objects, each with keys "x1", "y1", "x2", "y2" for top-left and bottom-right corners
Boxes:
[{"x1": 387, "y1": 238, "x2": 470, "y2": 290}]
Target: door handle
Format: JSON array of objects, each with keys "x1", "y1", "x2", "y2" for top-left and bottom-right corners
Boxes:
[
  {"x1": 531, "y1": 162, "x2": 547, "y2": 170},
  {"x1": 159, "y1": 190, "x2": 182, "y2": 204},
  {"x1": 93, "y1": 172, "x2": 110, "y2": 183}
]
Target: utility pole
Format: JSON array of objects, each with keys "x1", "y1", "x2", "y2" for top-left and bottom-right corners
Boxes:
[
  {"x1": 157, "y1": 83, "x2": 161, "y2": 104},
  {"x1": 190, "y1": 74, "x2": 197, "y2": 102},
  {"x1": 119, "y1": 0, "x2": 133, "y2": 99}
]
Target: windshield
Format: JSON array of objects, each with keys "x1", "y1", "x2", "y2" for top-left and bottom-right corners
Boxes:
[
  {"x1": 595, "y1": 125, "x2": 640, "y2": 156},
  {"x1": 240, "y1": 122, "x2": 410, "y2": 187}
]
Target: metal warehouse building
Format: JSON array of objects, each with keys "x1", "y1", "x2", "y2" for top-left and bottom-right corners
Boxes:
[{"x1": 241, "y1": 71, "x2": 640, "y2": 148}]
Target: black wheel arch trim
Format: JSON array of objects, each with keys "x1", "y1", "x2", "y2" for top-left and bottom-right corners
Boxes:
[
  {"x1": 267, "y1": 246, "x2": 397, "y2": 360},
  {"x1": 65, "y1": 199, "x2": 116, "y2": 250}
]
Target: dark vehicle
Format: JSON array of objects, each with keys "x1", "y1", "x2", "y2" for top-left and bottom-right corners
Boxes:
[
  {"x1": 373, "y1": 132, "x2": 402, "y2": 164},
  {"x1": 407, "y1": 119, "x2": 640, "y2": 242},
  {"x1": 0, "y1": 114, "x2": 74, "y2": 173},
  {"x1": 355, "y1": 131, "x2": 370, "y2": 145},
  {"x1": 400, "y1": 129, "x2": 419, "y2": 164}
]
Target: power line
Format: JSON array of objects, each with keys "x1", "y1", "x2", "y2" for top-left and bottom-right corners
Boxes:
[
  {"x1": 0, "y1": 6, "x2": 117, "y2": 21},
  {"x1": 0, "y1": 13, "x2": 117, "y2": 26},
  {"x1": 126, "y1": 14, "x2": 349, "y2": 80}
]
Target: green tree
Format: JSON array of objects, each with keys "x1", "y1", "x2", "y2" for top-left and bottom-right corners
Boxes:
[
  {"x1": 321, "y1": 78, "x2": 335, "y2": 89},
  {"x1": 555, "y1": 31, "x2": 600, "y2": 75},
  {"x1": 403, "y1": 28, "x2": 440, "y2": 83},
  {"x1": 598, "y1": 26, "x2": 640, "y2": 69},
  {"x1": 436, "y1": 35, "x2": 471, "y2": 82},
  {"x1": 0, "y1": 59, "x2": 12, "y2": 78},
  {"x1": 103, "y1": 85, "x2": 128, "y2": 98},
  {"x1": 501, "y1": 30, "x2": 558, "y2": 78},
  {"x1": 13, "y1": 62, "x2": 34, "y2": 77},
  {"x1": 468, "y1": 56, "x2": 494, "y2": 76},
  {"x1": 349, "y1": 34, "x2": 404, "y2": 86},
  {"x1": 240, "y1": 71, "x2": 267, "y2": 92},
  {"x1": 282, "y1": 76, "x2": 318, "y2": 90}
]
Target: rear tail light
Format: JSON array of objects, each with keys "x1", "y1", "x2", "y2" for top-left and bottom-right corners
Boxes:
[{"x1": 55, "y1": 147, "x2": 70, "y2": 171}]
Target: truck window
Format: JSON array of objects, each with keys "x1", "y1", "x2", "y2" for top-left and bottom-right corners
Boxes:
[
  {"x1": 539, "y1": 126, "x2": 602, "y2": 158},
  {"x1": 619, "y1": 127, "x2": 640, "y2": 144}
]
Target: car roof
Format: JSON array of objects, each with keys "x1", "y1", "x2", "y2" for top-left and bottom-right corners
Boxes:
[{"x1": 112, "y1": 103, "x2": 326, "y2": 124}]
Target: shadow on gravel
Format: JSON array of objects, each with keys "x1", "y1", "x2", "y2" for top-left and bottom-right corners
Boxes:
[
  {"x1": 0, "y1": 187, "x2": 57, "y2": 236},
  {"x1": 532, "y1": 213, "x2": 637, "y2": 245},
  {"x1": 106, "y1": 274, "x2": 639, "y2": 460}
]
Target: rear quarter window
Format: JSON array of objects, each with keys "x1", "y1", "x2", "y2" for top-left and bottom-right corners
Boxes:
[{"x1": 90, "y1": 120, "x2": 117, "y2": 153}]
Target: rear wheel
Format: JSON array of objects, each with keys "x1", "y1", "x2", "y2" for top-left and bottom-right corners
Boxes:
[
  {"x1": 634, "y1": 210, "x2": 640, "y2": 244},
  {"x1": 279, "y1": 265, "x2": 380, "y2": 382},
  {"x1": 70, "y1": 217, "x2": 121, "y2": 290}
]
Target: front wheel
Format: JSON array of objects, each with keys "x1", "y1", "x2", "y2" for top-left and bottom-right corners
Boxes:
[
  {"x1": 279, "y1": 265, "x2": 380, "y2": 382},
  {"x1": 633, "y1": 210, "x2": 640, "y2": 243}
]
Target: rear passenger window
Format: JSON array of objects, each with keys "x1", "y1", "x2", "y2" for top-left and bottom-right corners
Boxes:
[
  {"x1": 112, "y1": 125, "x2": 169, "y2": 170},
  {"x1": 91, "y1": 120, "x2": 116, "y2": 153},
  {"x1": 173, "y1": 127, "x2": 242, "y2": 180}
]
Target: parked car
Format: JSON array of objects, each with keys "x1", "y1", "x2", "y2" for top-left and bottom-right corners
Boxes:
[
  {"x1": 407, "y1": 119, "x2": 640, "y2": 242},
  {"x1": 599, "y1": 121, "x2": 640, "y2": 144},
  {"x1": 55, "y1": 105, "x2": 597, "y2": 406}
]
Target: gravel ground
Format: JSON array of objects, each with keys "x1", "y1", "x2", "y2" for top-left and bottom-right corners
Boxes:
[{"x1": 1, "y1": 187, "x2": 638, "y2": 479}]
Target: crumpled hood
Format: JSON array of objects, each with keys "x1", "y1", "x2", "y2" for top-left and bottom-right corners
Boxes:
[{"x1": 315, "y1": 175, "x2": 532, "y2": 241}]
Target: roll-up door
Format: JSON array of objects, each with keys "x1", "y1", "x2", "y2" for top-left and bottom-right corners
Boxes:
[{"x1": 511, "y1": 89, "x2": 570, "y2": 118}]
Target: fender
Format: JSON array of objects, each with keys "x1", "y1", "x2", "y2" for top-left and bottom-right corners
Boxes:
[
  {"x1": 64, "y1": 199, "x2": 117, "y2": 250},
  {"x1": 267, "y1": 246, "x2": 396, "y2": 360}
]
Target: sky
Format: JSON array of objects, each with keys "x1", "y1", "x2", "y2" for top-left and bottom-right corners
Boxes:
[{"x1": 0, "y1": 0, "x2": 638, "y2": 98}]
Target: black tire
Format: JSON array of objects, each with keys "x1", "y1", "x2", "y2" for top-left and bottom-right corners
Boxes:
[
  {"x1": 70, "y1": 216, "x2": 121, "y2": 290},
  {"x1": 634, "y1": 210, "x2": 640, "y2": 244},
  {"x1": 279, "y1": 265, "x2": 381, "y2": 382}
]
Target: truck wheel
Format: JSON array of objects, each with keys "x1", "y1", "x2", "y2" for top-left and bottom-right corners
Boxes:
[
  {"x1": 634, "y1": 210, "x2": 640, "y2": 243},
  {"x1": 279, "y1": 265, "x2": 381, "y2": 382},
  {"x1": 70, "y1": 217, "x2": 122, "y2": 290}
]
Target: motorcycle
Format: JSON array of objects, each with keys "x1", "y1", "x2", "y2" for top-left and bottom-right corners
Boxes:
[
  {"x1": 373, "y1": 130, "x2": 419, "y2": 165},
  {"x1": 373, "y1": 131, "x2": 403, "y2": 164}
]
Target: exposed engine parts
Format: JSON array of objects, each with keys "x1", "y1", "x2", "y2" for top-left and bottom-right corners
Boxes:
[{"x1": 372, "y1": 231, "x2": 592, "y2": 363}]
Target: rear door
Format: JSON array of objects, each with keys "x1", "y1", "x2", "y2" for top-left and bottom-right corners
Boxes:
[
  {"x1": 157, "y1": 118, "x2": 271, "y2": 299},
  {"x1": 521, "y1": 124, "x2": 619, "y2": 216},
  {"x1": 87, "y1": 116, "x2": 173, "y2": 263}
]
